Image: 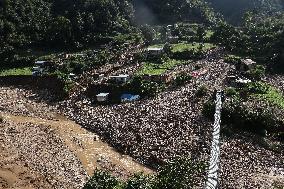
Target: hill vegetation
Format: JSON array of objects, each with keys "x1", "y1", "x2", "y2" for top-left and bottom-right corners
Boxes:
[
  {"x1": 0, "y1": 0, "x2": 136, "y2": 67},
  {"x1": 206, "y1": 0, "x2": 284, "y2": 24},
  {"x1": 132, "y1": 0, "x2": 218, "y2": 25}
]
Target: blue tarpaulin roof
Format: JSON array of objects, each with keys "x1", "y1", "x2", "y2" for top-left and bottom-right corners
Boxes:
[{"x1": 121, "y1": 94, "x2": 140, "y2": 101}]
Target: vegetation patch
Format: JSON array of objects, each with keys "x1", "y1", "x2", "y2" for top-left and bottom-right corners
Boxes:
[
  {"x1": 224, "y1": 54, "x2": 242, "y2": 64},
  {"x1": 171, "y1": 42, "x2": 215, "y2": 53},
  {"x1": 174, "y1": 73, "x2": 192, "y2": 86},
  {"x1": 196, "y1": 85, "x2": 208, "y2": 97},
  {"x1": 126, "y1": 76, "x2": 165, "y2": 97},
  {"x1": 204, "y1": 82, "x2": 284, "y2": 137},
  {"x1": 0, "y1": 67, "x2": 32, "y2": 76},
  {"x1": 137, "y1": 59, "x2": 190, "y2": 76},
  {"x1": 205, "y1": 30, "x2": 214, "y2": 41},
  {"x1": 83, "y1": 158, "x2": 206, "y2": 189},
  {"x1": 250, "y1": 82, "x2": 284, "y2": 109}
]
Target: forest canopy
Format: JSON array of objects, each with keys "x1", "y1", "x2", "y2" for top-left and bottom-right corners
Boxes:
[{"x1": 0, "y1": 0, "x2": 283, "y2": 70}]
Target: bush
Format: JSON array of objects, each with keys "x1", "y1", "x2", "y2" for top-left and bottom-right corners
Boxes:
[
  {"x1": 163, "y1": 42, "x2": 173, "y2": 56},
  {"x1": 125, "y1": 173, "x2": 154, "y2": 189},
  {"x1": 225, "y1": 87, "x2": 237, "y2": 97},
  {"x1": 247, "y1": 65, "x2": 265, "y2": 81},
  {"x1": 83, "y1": 169, "x2": 120, "y2": 189},
  {"x1": 224, "y1": 55, "x2": 241, "y2": 64},
  {"x1": 196, "y1": 85, "x2": 208, "y2": 97},
  {"x1": 128, "y1": 76, "x2": 165, "y2": 97},
  {"x1": 174, "y1": 73, "x2": 192, "y2": 86},
  {"x1": 248, "y1": 82, "x2": 268, "y2": 94},
  {"x1": 202, "y1": 100, "x2": 215, "y2": 119},
  {"x1": 84, "y1": 158, "x2": 206, "y2": 189},
  {"x1": 155, "y1": 158, "x2": 206, "y2": 189}
]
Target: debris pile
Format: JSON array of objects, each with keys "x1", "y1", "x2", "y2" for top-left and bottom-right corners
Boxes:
[{"x1": 0, "y1": 119, "x2": 88, "y2": 189}]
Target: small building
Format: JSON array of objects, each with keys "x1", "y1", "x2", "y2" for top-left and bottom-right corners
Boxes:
[
  {"x1": 35, "y1": 61, "x2": 48, "y2": 67},
  {"x1": 239, "y1": 59, "x2": 256, "y2": 71},
  {"x1": 32, "y1": 66, "x2": 44, "y2": 76},
  {"x1": 64, "y1": 53, "x2": 85, "y2": 59},
  {"x1": 235, "y1": 78, "x2": 252, "y2": 88},
  {"x1": 98, "y1": 74, "x2": 104, "y2": 80},
  {"x1": 96, "y1": 93, "x2": 110, "y2": 102},
  {"x1": 33, "y1": 61, "x2": 52, "y2": 76},
  {"x1": 226, "y1": 75, "x2": 237, "y2": 85},
  {"x1": 69, "y1": 73, "x2": 76, "y2": 80},
  {"x1": 168, "y1": 36, "x2": 179, "y2": 43},
  {"x1": 147, "y1": 47, "x2": 164, "y2": 59},
  {"x1": 109, "y1": 74, "x2": 130, "y2": 84},
  {"x1": 121, "y1": 94, "x2": 140, "y2": 102}
]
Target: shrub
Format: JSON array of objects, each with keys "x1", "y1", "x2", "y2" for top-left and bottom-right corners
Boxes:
[
  {"x1": 248, "y1": 82, "x2": 268, "y2": 94},
  {"x1": 174, "y1": 73, "x2": 192, "y2": 86},
  {"x1": 84, "y1": 158, "x2": 205, "y2": 189},
  {"x1": 128, "y1": 76, "x2": 165, "y2": 97},
  {"x1": 225, "y1": 87, "x2": 237, "y2": 97},
  {"x1": 125, "y1": 173, "x2": 154, "y2": 189},
  {"x1": 224, "y1": 55, "x2": 241, "y2": 64},
  {"x1": 155, "y1": 158, "x2": 206, "y2": 189},
  {"x1": 202, "y1": 100, "x2": 215, "y2": 119},
  {"x1": 163, "y1": 42, "x2": 172, "y2": 56},
  {"x1": 239, "y1": 87, "x2": 250, "y2": 100},
  {"x1": 83, "y1": 169, "x2": 120, "y2": 189},
  {"x1": 247, "y1": 65, "x2": 265, "y2": 81},
  {"x1": 196, "y1": 85, "x2": 208, "y2": 97}
]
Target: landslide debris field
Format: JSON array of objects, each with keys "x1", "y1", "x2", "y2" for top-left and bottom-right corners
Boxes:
[
  {"x1": 0, "y1": 50, "x2": 283, "y2": 188},
  {"x1": 0, "y1": 87, "x2": 151, "y2": 189}
]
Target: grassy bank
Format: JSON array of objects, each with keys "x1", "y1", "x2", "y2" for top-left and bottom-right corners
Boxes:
[
  {"x1": 137, "y1": 59, "x2": 190, "y2": 75},
  {"x1": 0, "y1": 67, "x2": 32, "y2": 76}
]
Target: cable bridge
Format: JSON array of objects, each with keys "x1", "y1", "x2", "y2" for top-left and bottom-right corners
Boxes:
[{"x1": 205, "y1": 90, "x2": 223, "y2": 189}]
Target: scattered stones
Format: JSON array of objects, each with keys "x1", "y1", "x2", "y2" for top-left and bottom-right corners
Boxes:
[{"x1": 0, "y1": 47, "x2": 283, "y2": 188}]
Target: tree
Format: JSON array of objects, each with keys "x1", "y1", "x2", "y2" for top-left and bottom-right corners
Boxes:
[
  {"x1": 197, "y1": 25, "x2": 206, "y2": 42},
  {"x1": 48, "y1": 16, "x2": 73, "y2": 46}
]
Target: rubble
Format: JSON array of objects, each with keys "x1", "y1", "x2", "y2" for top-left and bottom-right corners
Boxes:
[
  {"x1": 0, "y1": 47, "x2": 283, "y2": 188},
  {"x1": 0, "y1": 120, "x2": 88, "y2": 189},
  {"x1": 59, "y1": 47, "x2": 283, "y2": 188}
]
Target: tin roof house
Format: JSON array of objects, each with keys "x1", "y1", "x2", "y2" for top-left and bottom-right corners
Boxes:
[
  {"x1": 238, "y1": 59, "x2": 256, "y2": 72},
  {"x1": 32, "y1": 61, "x2": 51, "y2": 76},
  {"x1": 96, "y1": 93, "x2": 110, "y2": 102},
  {"x1": 147, "y1": 47, "x2": 164, "y2": 59},
  {"x1": 35, "y1": 61, "x2": 49, "y2": 67},
  {"x1": 121, "y1": 94, "x2": 140, "y2": 102},
  {"x1": 109, "y1": 74, "x2": 130, "y2": 84}
]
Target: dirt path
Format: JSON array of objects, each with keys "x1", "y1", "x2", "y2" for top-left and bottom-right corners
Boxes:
[{"x1": 3, "y1": 113, "x2": 152, "y2": 177}]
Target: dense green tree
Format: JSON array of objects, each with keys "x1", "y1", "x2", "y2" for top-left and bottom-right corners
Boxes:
[
  {"x1": 206, "y1": 0, "x2": 284, "y2": 25},
  {"x1": 132, "y1": 0, "x2": 219, "y2": 25}
]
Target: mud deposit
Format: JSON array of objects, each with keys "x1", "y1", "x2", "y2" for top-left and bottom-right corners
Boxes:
[{"x1": 0, "y1": 86, "x2": 151, "y2": 189}]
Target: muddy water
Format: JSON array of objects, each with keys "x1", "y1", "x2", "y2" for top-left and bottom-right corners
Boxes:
[{"x1": 3, "y1": 113, "x2": 153, "y2": 177}]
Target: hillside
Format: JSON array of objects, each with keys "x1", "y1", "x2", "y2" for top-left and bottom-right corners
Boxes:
[
  {"x1": 206, "y1": 0, "x2": 284, "y2": 24},
  {"x1": 132, "y1": 0, "x2": 218, "y2": 25},
  {"x1": 0, "y1": 0, "x2": 284, "y2": 188}
]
